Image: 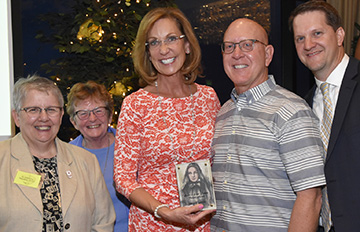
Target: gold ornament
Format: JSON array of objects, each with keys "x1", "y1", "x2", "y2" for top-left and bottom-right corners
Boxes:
[
  {"x1": 109, "y1": 82, "x2": 130, "y2": 96},
  {"x1": 77, "y1": 19, "x2": 103, "y2": 42}
]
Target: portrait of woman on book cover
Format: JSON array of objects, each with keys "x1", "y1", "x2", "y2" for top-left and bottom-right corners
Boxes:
[{"x1": 178, "y1": 161, "x2": 216, "y2": 210}]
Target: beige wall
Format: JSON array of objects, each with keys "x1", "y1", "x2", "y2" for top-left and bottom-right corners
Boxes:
[
  {"x1": 327, "y1": 0, "x2": 360, "y2": 54},
  {"x1": 0, "y1": 0, "x2": 14, "y2": 141}
]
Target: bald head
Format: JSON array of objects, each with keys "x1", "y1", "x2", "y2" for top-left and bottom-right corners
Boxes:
[
  {"x1": 224, "y1": 18, "x2": 269, "y2": 45},
  {"x1": 222, "y1": 18, "x2": 274, "y2": 94}
]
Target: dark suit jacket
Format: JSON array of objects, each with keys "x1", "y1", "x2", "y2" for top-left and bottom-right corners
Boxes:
[{"x1": 305, "y1": 57, "x2": 360, "y2": 231}]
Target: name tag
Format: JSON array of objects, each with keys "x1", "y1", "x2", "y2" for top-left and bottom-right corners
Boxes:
[{"x1": 14, "y1": 170, "x2": 42, "y2": 188}]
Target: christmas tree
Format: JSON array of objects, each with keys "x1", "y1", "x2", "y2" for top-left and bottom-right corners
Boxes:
[{"x1": 36, "y1": 0, "x2": 175, "y2": 140}]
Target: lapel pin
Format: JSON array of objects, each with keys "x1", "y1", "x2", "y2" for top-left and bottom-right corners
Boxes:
[{"x1": 66, "y1": 170, "x2": 72, "y2": 179}]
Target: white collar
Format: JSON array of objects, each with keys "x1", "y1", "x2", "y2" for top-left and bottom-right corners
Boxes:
[{"x1": 315, "y1": 54, "x2": 349, "y2": 88}]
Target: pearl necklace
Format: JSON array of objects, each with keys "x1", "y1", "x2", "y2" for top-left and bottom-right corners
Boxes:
[{"x1": 155, "y1": 81, "x2": 196, "y2": 162}]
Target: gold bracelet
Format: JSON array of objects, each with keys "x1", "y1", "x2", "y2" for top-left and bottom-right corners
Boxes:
[{"x1": 154, "y1": 204, "x2": 169, "y2": 218}]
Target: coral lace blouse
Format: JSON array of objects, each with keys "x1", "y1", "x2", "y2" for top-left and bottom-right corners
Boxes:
[{"x1": 114, "y1": 84, "x2": 220, "y2": 231}]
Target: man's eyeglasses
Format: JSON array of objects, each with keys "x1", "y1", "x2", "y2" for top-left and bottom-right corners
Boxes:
[
  {"x1": 146, "y1": 35, "x2": 186, "y2": 49},
  {"x1": 20, "y1": 106, "x2": 63, "y2": 117},
  {"x1": 221, "y1": 39, "x2": 267, "y2": 54},
  {"x1": 74, "y1": 106, "x2": 109, "y2": 120}
]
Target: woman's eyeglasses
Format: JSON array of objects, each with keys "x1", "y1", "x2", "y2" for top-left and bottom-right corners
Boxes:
[
  {"x1": 20, "y1": 106, "x2": 63, "y2": 117},
  {"x1": 74, "y1": 106, "x2": 109, "y2": 120},
  {"x1": 146, "y1": 35, "x2": 186, "y2": 49}
]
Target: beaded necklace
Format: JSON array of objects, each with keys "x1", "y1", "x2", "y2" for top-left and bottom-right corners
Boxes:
[{"x1": 155, "y1": 81, "x2": 196, "y2": 162}]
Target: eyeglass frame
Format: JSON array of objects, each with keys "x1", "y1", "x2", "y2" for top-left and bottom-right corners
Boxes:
[
  {"x1": 74, "y1": 106, "x2": 110, "y2": 120},
  {"x1": 221, "y1": 39, "x2": 268, "y2": 54},
  {"x1": 145, "y1": 35, "x2": 186, "y2": 49},
  {"x1": 20, "y1": 106, "x2": 63, "y2": 117}
]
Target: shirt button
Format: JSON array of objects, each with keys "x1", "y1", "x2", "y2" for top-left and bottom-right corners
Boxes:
[
  {"x1": 223, "y1": 206, "x2": 226, "y2": 210},
  {"x1": 224, "y1": 180, "x2": 227, "y2": 184},
  {"x1": 228, "y1": 155, "x2": 231, "y2": 160},
  {"x1": 232, "y1": 130, "x2": 236, "y2": 134},
  {"x1": 64, "y1": 223, "x2": 70, "y2": 230}
]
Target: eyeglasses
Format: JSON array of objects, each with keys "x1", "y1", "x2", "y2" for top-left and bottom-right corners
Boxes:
[
  {"x1": 74, "y1": 106, "x2": 109, "y2": 120},
  {"x1": 145, "y1": 35, "x2": 186, "y2": 49},
  {"x1": 221, "y1": 39, "x2": 267, "y2": 54},
  {"x1": 20, "y1": 106, "x2": 63, "y2": 117}
]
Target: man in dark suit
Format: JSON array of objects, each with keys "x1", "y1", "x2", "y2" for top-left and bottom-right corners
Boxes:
[{"x1": 289, "y1": 1, "x2": 360, "y2": 232}]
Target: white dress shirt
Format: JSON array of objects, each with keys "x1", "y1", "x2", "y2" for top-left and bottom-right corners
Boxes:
[{"x1": 313, "y1": 54, "x2": 349, "y2": 124}]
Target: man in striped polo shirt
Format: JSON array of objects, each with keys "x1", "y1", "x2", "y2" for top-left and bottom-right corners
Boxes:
[{"x1": 210, "y1": 18, "x2": 326, "y2": 232}]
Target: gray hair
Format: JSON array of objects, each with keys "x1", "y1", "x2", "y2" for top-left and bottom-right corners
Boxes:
[{"x1": 12, "y1": 75, "x2": 64, "y2": 112}]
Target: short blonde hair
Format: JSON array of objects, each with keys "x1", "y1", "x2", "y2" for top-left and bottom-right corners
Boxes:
[
  {"x1": 132, "y1": 7, "x2": 202, "y2": 86},
  {"x1": 12, "y1": 75, "x2": 64, "y2": 112}
]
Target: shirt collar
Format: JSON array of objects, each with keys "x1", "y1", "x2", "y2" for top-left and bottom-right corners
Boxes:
[
  {"x1": 231, "y1": 75, "x2": 276, "y2": 110},
  {"x1": 315, "y1": 54, "x2": 349, "y2": 88}
]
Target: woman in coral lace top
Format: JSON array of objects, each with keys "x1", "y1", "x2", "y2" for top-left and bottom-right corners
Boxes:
[{"x1": 114, "y1": 7, "x2": 220, "y2": 231}]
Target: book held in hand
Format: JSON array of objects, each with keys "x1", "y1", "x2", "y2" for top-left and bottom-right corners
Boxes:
[{"x1": 175, "y1": 159, "x2": 216, "y2": 210}]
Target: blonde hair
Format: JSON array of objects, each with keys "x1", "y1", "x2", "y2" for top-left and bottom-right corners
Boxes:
[{"x1": 12, "y1": 75, "x2": 64, "y2": 112}]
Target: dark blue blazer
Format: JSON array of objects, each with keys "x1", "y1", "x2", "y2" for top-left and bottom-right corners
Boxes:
[{"x1": 305, "y1": 57, "x2": 360, "y2": 231}]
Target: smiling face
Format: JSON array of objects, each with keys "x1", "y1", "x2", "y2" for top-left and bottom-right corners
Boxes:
[
  {"x1": 187, "y1": 166, "x2": 199, "y2": 182},
  {"x1": 292, "y1": 11, "x2": 345, "y2": 81},
  {"x1": 222, "y1": 18, "x2": 273, "y2": 94},
  {"x1": 70, "y1": 97, "x2": 111, "y2": 142},
  {"x1": 147, "y1": 17, "x2": 190, "y2": 79},
  {"x1": 12, "y1": 89, "x2": 64, "y2": 147}
]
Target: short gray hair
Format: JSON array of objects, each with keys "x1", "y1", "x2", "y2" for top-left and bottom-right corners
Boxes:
[{"x1": 12, "y1": 75, "x2": 64, "y2": 112}]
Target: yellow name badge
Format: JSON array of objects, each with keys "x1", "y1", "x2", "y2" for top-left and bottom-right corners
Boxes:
[{"x1": 14, "y1": 170, "x2": 42, "y2": 188}]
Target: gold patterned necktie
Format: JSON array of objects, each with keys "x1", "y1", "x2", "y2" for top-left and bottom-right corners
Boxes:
[{"x1": 320, "y1": 82, "x2": 333, "y2": 232}]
